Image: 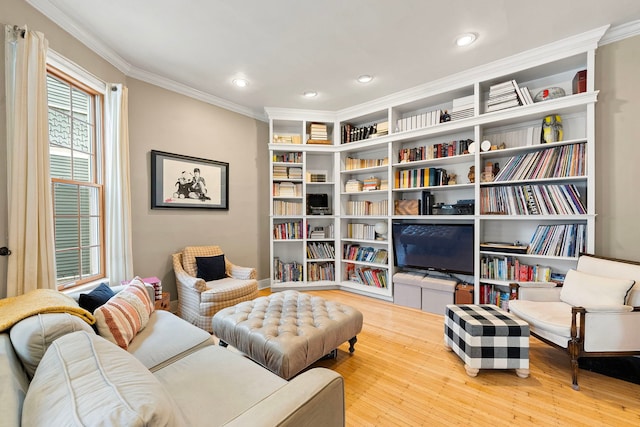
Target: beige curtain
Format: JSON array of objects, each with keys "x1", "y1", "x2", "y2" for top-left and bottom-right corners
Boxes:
[
  {"x1": 4, "y1": 25, "x2": 56, "y2": 296},
  {"x1": 105, "y1": 84, "x2": 134, "y2": 283}
]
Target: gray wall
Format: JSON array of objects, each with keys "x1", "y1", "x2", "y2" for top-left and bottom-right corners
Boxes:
[
  {"x1": 0, "y1": 0, "x2": 637, "y2": 298},
  {"x1": 127, "y1": 79, "x2": 269, "y2": 299}
]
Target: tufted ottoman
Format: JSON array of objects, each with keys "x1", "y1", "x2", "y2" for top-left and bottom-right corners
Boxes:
[{"x1": 211, "y1": 290, "x2": 363, "y2": 379}]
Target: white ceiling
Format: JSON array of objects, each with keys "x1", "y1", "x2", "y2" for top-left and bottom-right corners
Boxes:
[{"x1": 27, "y1": 0, "x2": 640, "y2": 120}]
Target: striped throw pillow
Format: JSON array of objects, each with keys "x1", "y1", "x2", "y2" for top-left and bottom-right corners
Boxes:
[{"x1": 94, "y1": 278, "x2": 154, "y2": 349}]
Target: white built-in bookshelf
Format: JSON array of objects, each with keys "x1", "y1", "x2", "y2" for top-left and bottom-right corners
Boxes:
[{"x1": 267, "y1": 26, "x2": 605, "y2": 303}]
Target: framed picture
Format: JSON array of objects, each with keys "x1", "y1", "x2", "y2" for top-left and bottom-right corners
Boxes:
[{"x1": 151, "y1": 150, "x2": 229, "y2": 210}]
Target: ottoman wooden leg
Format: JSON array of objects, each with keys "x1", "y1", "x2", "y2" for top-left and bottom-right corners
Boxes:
[
  {"x1": 515, "y1": 368, "x2": 530, "y2": 378},
  {"x1": 464, "y1": 365, "x2": 479, "y2": 377},
  {"x1": 348, "y1": 336, "x2": 357, "y2": 353}
]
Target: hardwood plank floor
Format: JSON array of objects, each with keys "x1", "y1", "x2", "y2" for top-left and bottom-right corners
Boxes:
[{"x1": 258, "y1": 289, "x2": 640, "y2": 426}]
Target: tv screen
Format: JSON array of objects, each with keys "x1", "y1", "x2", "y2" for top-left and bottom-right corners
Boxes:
[{"x1": 392, "y1": 223, "x2": 474, "y2": 275}]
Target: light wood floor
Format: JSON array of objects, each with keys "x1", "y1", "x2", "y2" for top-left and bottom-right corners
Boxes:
[{"x1": 258, "y1": 289, "x2": 640, "y2": 427}]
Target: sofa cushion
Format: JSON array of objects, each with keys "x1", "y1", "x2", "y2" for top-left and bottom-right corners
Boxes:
[
  {"x1": 22, "y1": 331, "x2": 185, "y2": 427},
  {"x1": 196, "y1": 254, "x2": 227, "y2": 281},
  {"x1": 78, "y1": 282, "x2": 115, "y2": 313},
  {"x1": 9, "y1": 313, "x2": 94, "y2": 378},
  {"x1": 153, "y1": 344, "x2": 287, "y2": 426},
  {"x1": 127, "y1": 310, "x2": 213, "y2": 372},
  {"x1": 93, "y1": 279, "x2": 154, "y2": 349},
  {"x1": 201, "y1": 277, "x2": 258, "y2": 303},
  {"x1": 560, "y1": 269, "x2": 635, "y2": 307},
  {"x1": 182, "y1": 245, "x2": 224, "y2": 277}
]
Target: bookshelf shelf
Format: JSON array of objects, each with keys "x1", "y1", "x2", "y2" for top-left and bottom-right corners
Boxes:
[{"x1": 266, "y1": 26, "x2": 602, "y2": 303}]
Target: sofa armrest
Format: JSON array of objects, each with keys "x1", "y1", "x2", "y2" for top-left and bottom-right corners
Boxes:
[
  {"x1": 172, "y1": 253, "x2": 206, "y2": 292},
  {"x1": 228, "y1": 265, "x2": 257, "y2": 280},
  {"x1": 224, "y1": 368, "x2": 344, "y2": 427}
]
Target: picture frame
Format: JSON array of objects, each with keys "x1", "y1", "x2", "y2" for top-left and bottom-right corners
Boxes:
[{"x1": 151, "y1": 150, "x2": 229, "y2": 210}]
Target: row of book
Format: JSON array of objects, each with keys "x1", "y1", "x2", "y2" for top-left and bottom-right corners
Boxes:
[
  {"x1": 493, "y1": 143, "x2": 586, "y2": 182},
  {"x1": 346, "y1": 200, "x2": 388, "y2": 216},
  {"x1": 273, "y1": 258, "x2": 303, "y2": 282},
  {"x1": 272, "y1": 152, "x2": 302, "y2": 163},
  {"x1": 397, "y1": 139, "x2": 473, "y2": 163},
  {"x1": 480, "y1": 256, "x2": 553, "y2": 282},
  {"x1": 341, "y1": 121, "x2": 388, "y2": 144},
  {"x1": 344, "y1": 156, "x2": 388, "y2": 170},
  {"x1": 273, "y1": 182, "x2": 302, "y2": 197},
  {"x1": 273, "y1": 221, "x2": 302, "y2": 240},
  {"x1": 478, "y1": 283, "x2": 512, "y2": 310},
  {"x1": 307, "y1": 262, "x2": 335, "y2": 282},
  {"x1": 273, "y1": 166, "x2": 303, "y2": 180},
  {"x1": 396, "y1": 109, "x2": 444, "y2": 132},
  {"x1": 273, "y1": 200, "x2": 302, "y2": 216},
  {"x1": 307, "y1": 242, "x2": 335, "y2": 259},
  {"x1": 343, "y1": 244, "x2": 388, "y2": 264},
  {"x1": 346, "y1": 223, "x2": 377, "y2": 240},
  {"x1": 480, "y1": 184, "x2": 586, "y2": 215},
  {"x1": 344, "y1": 264, "x2": 388, "y2": 288},
  {"x1": 395, "y1": 167, "x2": 449, "y2": 189},
  {"x1": 528, "y1": 223, "x2": 587, "y2": 257},
  {"x1": 308, "y1": 223, "x2": 334, "y2": 239}
]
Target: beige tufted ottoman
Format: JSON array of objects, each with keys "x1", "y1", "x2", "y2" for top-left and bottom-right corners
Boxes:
[{"x1": 211, "y1": 290, "x2": 363, "y2": 379}]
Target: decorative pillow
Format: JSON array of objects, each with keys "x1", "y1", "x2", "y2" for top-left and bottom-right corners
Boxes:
[
  {"x1": 78, "y1": 282, "x2": 115, "y2": 313},
  {"x1": 22, "y1": 331, "x2": 186, "y2": 426},
  {"x1": 9, "y1": 313, "x2": 95, "y2": 378},
  {"x1": 93, "y1": 278, "x2": 154, "y2": 349},
  {"x1": 560, "y1": 269, "x2": 635, "y2": 307},
  {"x1": 182, "y1": 246, "x2": 224, "y2": 277},
  {"x1": 196, "y1": 255, "x2": 227, "y2": 281}
]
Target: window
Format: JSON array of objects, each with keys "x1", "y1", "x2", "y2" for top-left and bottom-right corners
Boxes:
[{"x1": 47, "y1": 68, "x2": 104, "y2": 289}]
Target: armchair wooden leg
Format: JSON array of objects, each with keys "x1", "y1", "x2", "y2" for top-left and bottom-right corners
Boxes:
[{"x1": 568, "y1": 340, "x2": 580, "y2": 391}]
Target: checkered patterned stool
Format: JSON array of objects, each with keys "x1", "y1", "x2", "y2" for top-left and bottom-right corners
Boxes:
[{"x1": 444, "y1": 304, "x2": 530, "y2": 378}]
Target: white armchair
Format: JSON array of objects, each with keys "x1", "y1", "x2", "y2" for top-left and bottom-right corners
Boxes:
[
  {"x1": 172, "y1": 246, "x2": 258, "y2": 332},
  {"x1": 509, "y1": 254, "x2": 640, "y2": 390}
]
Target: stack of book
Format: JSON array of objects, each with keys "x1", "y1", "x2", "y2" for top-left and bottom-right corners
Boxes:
[
  {"x1": 287, "y1": 167, "x2": 302, "y2": 179},
  {"x1": 275, "y1": 182, "x2": 300, "y2": 197},
  {"x1": 308, "y1": 123, "x2": 330, "y2": 144},
  {"x1": 272, "y1": 165, "x2": 288, "y2": 179},
  {"x1": 486, "y1": 80, "x2": 523, "y2": 112},
  {"x1": 345, "y1": 179, "x2": 363, "y2": 193},
  {"x1": 347, "y1": 223, "x2": 376, "y2": 240},
  {"x1": 371, "y1": 121, "x2": 389, "y2": 137},
  {"x1": 363, "y1": 177, "x2": 380, "y2": 191},
  {"x1": 450, "y1": 95, "x2": 474, "y2": 120},
  {"x1": 345, "y1": 156, "x2": 388, "y2": 170}
]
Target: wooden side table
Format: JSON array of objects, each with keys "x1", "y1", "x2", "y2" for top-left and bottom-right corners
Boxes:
[{"x1": 154, "y1": 292, "x2": 170, "y2": 311}]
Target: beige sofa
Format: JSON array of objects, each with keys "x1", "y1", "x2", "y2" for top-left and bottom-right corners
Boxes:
[{"x1": 0, "y1": 288, "x2": 345, "y2": 426}]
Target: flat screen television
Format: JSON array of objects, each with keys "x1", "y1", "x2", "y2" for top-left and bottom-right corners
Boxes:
[{"x1": 392, "y1": 223, "x2": 474, "y2": 275}]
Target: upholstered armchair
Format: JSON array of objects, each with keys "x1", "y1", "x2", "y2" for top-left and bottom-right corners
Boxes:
[
  {"x1": 172, "y1": 246, "x2": 258, "y2": 332},
  {"x1": 509, "y1": 254, "x2": 640, "y2": 390}
]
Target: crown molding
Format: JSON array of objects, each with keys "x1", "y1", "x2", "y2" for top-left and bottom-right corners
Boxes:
[
  {"x1": 26, "y1": 0, "x2": 266, "y2": 121},
  {"x1": 127, "y1": 66, "x2": 266, "y2": 121},
  {"x1": 600, "y1": 20, "x2": 640, "y2": 45},
  {"x1": 264, "y1": 107, "x2": 337, "y2": 122},
  {"x1": 337, "y1": 25, "x2": 609, "y2": 121},
  {"x1": 26, "y1": 0, "x2": 132, "y2": 74}
]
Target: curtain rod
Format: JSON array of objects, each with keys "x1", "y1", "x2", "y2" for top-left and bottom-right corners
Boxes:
[{"x1": 2, "y1": 23, "x2": 26, "y2": 38}]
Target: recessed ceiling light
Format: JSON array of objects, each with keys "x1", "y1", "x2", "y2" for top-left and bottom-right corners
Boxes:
[
  {"x1": 303, "y1": 91, "x2": 318, "y2": 98},
  {"x1": 455, "y1": 33, "x2": 477, "y2": 47},
  {"x1": 357, "y1": 75, "x2": 373, "y2": 83},
  {"x1": 232, "y1": 78, "x2": 248, "y2": 87}
]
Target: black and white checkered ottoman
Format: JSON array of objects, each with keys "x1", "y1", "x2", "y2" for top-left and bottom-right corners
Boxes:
[{"x1": 444, "y1": 304, "x2": 530, "y2": 378}]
